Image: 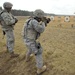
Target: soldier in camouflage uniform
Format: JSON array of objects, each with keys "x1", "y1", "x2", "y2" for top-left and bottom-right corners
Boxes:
[
  {"x1": 0, "y1": 2, "x2": 19, "y2": 58},
  {"x1": 22, "y1": 9, "x2": 47, "y2": 74}
]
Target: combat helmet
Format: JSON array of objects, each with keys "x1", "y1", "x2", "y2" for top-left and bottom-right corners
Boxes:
[
  {"x1": 3, "y1": 2, "x2": 13, "y2": 9},
  {"x1": 33, "y1": 9, "x2": 44, "y2": 18}
]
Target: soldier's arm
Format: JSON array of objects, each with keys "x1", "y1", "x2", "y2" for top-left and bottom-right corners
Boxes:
[
  {"x1": 32, "y1": 20, "x2": 45, "y2": 33},
  {"x1": 1, "y1": 13, "x2": 16, "y2": 26}
]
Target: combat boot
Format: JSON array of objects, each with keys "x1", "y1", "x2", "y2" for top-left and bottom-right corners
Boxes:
[
  {"x1": 25, "y1": 54, "x2": 34, "y2": 62},
  {"x1": 10, "y1": 52, "x2": 19, "y2": 58},
  {"x1": 37, "y1": 65, "x2": 47, "y2": 75}
]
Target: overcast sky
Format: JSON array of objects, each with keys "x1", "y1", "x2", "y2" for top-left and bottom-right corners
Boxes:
[{"x1": 0, "y1": 0, "x2": 75, "y2": 15}]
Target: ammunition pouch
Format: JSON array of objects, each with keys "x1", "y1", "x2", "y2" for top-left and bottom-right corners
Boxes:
[
  {"x1": 35, "y1": 42, "x2": 43, "y2": 55},
  {"x1": 36, "y1": 42, "x2": 41, "y2": 49}
]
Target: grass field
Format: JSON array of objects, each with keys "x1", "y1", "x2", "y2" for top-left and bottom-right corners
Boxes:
[{"x1": 0, "y1": 16, "x2": 75, "y2": 75}]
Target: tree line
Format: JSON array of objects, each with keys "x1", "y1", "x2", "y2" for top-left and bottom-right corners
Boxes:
[
  {"x1": 11, "y1": 9, "x2": 54, "y2": 16},
  {"x1": 11, "y1": 9, "x2": 34, "y2": 16},
  {"x1": 0, "y1": 6, "x2": 55, "y2": 16}
]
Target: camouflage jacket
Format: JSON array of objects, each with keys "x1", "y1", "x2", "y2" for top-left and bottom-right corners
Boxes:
[
  {"x1": 0, "y1": 10, "x2": 16, "y2": 31},
  {"x1": 22, "y1": 18, "x2": 45, "y2": 40}
]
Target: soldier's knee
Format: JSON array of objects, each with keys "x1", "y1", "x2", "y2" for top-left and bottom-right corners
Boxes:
[{"x1": 8, "y1": 37, "x2": 15, "y2": 43}]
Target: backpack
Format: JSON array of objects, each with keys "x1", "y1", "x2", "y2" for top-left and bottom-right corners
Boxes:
[
  {"x1": 0, "y1": 11, "x2": 6, "y2": 39},
  {"x1": 0, "y1": 11, "x2": 4, "y2": 24}
]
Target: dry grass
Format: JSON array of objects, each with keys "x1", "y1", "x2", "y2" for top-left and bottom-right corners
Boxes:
[{"x1": 0, "y1": 16, "x2": 75, "y2": 75}]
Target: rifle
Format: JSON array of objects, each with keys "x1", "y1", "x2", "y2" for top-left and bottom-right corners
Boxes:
[
  {"x1": 42, "y1": 17, "x2": 51, "y2": 26},
  {"x1": 36, "y1": 17, "x2": 51, "y2": 39}
]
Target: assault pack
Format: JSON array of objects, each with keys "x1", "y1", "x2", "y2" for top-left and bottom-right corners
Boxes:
[
  {"x1": 0, "y1": 7, "x2": 3, "y2": 24},
  {"x1": 0, "y1": 11, "x2": 4, "y2": 23},
  {"x1": 0, "y1": 8, "x2": 6, "y2": 39}
]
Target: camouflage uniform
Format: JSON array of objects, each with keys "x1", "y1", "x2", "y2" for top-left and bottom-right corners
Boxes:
[
  {"x1": 0, "y1": 2, "x2": 19, "y2": 57},
  {"x1": 22, "y1": 9, "x2": 46, "y2": 69}
]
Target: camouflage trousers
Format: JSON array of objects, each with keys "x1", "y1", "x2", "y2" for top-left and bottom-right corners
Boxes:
[
  {"x1": 5, "y1": 30, "x2": 15, "y2": 53},
  {"x1": 24, "y1": 39, "x2": 43, "y2": 69}
]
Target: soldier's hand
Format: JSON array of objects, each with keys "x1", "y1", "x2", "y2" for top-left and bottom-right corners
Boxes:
[
  {"x1": 15, "y1": 18, "x2": 18, "y2": 23},
  {"x1": 46, "y1": 18, "x2": 51, "y2": 23},
  {"x1": 41, "y1": 17, "x2": 46, "y2": 22}
]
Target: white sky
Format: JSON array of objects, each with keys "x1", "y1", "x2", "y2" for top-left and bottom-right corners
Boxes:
[{"x1": 0, "y1": 0, "x2": 75, "y2": 15}]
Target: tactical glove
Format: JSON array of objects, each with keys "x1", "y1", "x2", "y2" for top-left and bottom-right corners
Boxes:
[{"x1": 15, "y1": 18, "x2": 18, "y2": 23}]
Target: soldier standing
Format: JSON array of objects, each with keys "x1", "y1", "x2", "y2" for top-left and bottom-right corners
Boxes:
[
  {"x1": 22, "y1": 9, "x2": 48, "y2": 74},
  {"x1": 0, "y1": 2, "x2": 19, "y2": 58}
]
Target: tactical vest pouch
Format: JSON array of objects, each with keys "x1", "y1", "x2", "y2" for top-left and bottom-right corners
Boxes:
[
  {"x1": 35, "y1": 42, "x2": 43, "y2": 55},
  {"x1": 36, "y1": 42, "x2": 41, "y2": 49}
]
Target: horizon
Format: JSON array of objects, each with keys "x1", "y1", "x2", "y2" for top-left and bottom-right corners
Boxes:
[{"x1": 0, "y1": 0, "x2": 75, "y2": 15}]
